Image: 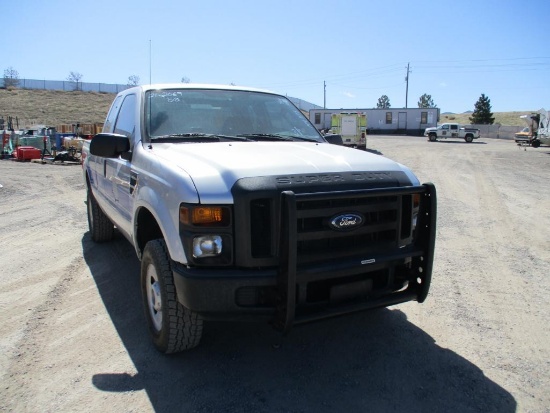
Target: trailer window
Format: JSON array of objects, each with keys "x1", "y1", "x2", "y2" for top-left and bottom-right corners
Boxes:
[
  {"x1": 386, "y1": 112, "x2": 392, "y2": 124},
  {"x1": 314, "y1": 113, "x2": 321, "y2": 125},
  {"x1": 421, "y1": 112, "x2": 427, "y2": 124}
]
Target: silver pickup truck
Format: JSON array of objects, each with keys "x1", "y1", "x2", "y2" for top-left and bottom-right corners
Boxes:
[{"x1": 82, "y1": 84, "x2": 437, "y2": 353}]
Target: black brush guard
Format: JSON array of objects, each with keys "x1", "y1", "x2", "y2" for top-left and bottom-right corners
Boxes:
[{"x1": 274, "y1": 183, "x2": 436, "y2": 333}]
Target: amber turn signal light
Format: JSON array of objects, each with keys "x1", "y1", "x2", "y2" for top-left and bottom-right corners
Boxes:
[{"x1": 180, "y1": 206, "x2": 230, "y2": 226}]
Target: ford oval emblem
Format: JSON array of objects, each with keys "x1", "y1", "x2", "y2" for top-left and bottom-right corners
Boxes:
[{"x1": 329, "y1": 213, "x2": 364, "y2": 231}]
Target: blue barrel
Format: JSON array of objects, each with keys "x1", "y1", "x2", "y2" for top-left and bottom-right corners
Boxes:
[{"x1": 55, "y1": 133, "x2": 63, "y2": 149}]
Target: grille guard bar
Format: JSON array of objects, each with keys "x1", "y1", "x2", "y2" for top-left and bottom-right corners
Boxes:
[{"x1": 274, "y1": 183, "x2": 437, "y2": 333}]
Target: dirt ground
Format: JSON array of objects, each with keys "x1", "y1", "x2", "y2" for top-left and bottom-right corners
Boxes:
[{"x1": 0, "y1": 136, "x2": 549, "y2": 413}]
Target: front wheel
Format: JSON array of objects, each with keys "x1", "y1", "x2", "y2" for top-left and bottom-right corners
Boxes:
[
  {"x1": 141, "y1": 239, "x2": 203, "y2": 353},
  {"x1": 532, "y1": 139, "x2": 541, "y2": 148}
]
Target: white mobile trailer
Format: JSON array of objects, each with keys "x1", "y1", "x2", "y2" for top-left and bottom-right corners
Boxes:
[
  {"x1": 310, "y1": 108, "x2": 440, "y2": 136},
  {"x1": 538, "y1": 109, "x2": 550, "y2": 146},
  {"x1": 520, "y1": 109, "x2": 550, "y2": 148}
]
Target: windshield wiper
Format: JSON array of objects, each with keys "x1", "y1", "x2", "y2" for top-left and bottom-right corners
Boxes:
[
  {"x1": 237, "y1": 133, "x2": 318, "y2": 142},
  {"x1": 150, "y1": 133, "x2": 252, "y2": 142}
]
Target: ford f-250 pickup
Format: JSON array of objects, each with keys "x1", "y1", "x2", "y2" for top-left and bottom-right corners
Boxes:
[
  {"x1": 82, "y1": 84, "x2": 436, "y2": 353},
  {"x1": 424, "y1": 123, "x2": 481, "y2": 143}
]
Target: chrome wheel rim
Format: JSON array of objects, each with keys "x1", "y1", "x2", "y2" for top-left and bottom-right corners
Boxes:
[{"x1": 145, "y1": 264, "x2": 162, "y2": 332}]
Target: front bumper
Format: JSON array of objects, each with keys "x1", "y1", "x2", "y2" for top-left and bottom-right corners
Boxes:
[{"x1": 172, "y1": 183, "x2": 437, "y2": 331}]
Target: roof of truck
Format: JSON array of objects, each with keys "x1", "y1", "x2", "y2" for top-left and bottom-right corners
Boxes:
[{"x1": 123, "y1": 83, "x2": 278, "y2": 95}]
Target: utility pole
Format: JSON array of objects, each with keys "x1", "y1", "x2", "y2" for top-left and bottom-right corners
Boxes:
[
  {"x1": 405, "y1": 62, "x2": 410, "y2": 108},
  {"x1": 149, "y1": 40, "x2": 152, "y2": 85},
  {"x1": 324, "y1": 81, "x2": 326, "y2": 109}
]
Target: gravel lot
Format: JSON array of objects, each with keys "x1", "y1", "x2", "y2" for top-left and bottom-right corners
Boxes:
[{"x1": 1, "y1": 136, "x2": 549, "y2": 413}]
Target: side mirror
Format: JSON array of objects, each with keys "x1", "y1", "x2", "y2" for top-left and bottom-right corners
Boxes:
[
  {"x1": 90, "y1": 133, "x2": 130, "y2": 158},
  {"x1": 324, "y1": 134, "x2": 343, "y2": 146}
]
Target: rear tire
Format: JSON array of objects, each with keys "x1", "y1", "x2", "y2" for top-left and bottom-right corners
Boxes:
[
  {"x1": 532, "y1": 139, "x2": 541, "y2": 148},
  {"x1": 141, "y1": 239, "x2": 203, "y2": 353},
  {"x1": 87, "y1": 188, "x2": 114, "y2": 242},
  {"x1": 465, "y1": 134, "x2": 473, "y2": 143},
  {"x1": 429, "y1": 134, "x2": 437, "y2": 142}
]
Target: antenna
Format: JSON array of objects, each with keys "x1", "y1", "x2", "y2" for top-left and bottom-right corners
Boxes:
[{"x1": 149, "y1": 40, "x2": 152, "y2": 85}]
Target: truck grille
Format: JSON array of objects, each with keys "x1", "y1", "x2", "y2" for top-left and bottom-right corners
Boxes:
[
  {"x1": 293, "y1": 195, "x2": 404, "y2": 264},
  {"x1": 247, "y1": 192, "x2": 414, "y2": 265},
  {"x1": 231, "y1": 172, "x2": 419, "y2": 268}
]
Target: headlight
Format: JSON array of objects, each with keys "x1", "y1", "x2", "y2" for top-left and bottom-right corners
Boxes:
[
  {"x1": 193, "y1": 235, "x2": 222, "y2": 258},
  {"x1": 179, "y1": 203, "x2": 233, "y2": 266}
]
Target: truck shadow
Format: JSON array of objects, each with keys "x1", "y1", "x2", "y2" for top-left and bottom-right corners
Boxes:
[
  {"x1": 82, "y1": 233, "x2": 516, "y2": 413},
  {"x1": 365, "y1": 148, "x2": 384, "y2": 156},
  {"x1": 428, "y1": 140, "x2": 487, "y2": 145}
]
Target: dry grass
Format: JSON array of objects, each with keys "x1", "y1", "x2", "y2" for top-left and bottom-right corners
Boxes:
[
  {"x1": 0, "y1": 88, "x2": 115, "y2": 128},
  {"x1": 440, "y1": 111, "x2": 536, "y2": 126},
  {"x1": 0, "y1": 88, "x2": 537, "y2": 128}
]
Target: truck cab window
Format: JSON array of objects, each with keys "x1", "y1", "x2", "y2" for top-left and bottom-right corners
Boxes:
[
  {"x1": 114, "y1": 94, "x2": 136, "y2": 139},
  {"x1": 103, "y1": 95, "x2": 123, "y2": 133}
]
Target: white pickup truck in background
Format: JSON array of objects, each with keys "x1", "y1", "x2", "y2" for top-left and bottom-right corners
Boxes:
[
  {"x1": 82, "y1": 84, "x2": 437, "y2": 353},
  {"x1": 424, "y1": 123, "x2": 481, "y2": 143}
]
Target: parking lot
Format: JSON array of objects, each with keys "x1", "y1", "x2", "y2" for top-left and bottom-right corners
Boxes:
[{"x1": 1, "y1": 135, "x2": 549, "y2": 412}]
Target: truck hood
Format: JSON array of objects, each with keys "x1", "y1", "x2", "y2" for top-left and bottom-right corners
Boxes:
[{"x1": 151, "y1": 141, "x2": 417, "y2": 203}]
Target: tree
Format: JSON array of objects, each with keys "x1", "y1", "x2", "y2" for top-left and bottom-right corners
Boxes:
[
  {"x1": 417, "y1": 93, "x2": 436, "y2": 108},
  {"x1": 67, "y1": 71, "x2": 83, "y2": 91},
  {"x1": 181, "y1": 76, "x2": 191, "y2": 83},
  {"x1": 376, "y1": 95, "x2": 391, "y2": 109},
  {"x1": 3, "y1": 66, "x2": 20, "y2": 88},
  {"x1": 127, "y1": 75, "x2": 140, "y2": 86},
  {"x1": 469, "y1": 93, "x2": 495, "y2": 124}
]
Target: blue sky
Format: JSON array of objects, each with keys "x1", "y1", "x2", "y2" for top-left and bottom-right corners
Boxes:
[{"x1": 5, "y1": 0, "x2": 550, "y2": 113}]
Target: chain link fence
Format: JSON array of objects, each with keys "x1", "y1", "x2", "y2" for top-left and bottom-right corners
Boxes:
[{"x1": 0, "y1": 78, "x2": 130, "y2": 94}]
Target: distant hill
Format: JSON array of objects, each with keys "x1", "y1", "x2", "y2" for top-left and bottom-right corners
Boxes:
[
  {"x1": 438, "y1": 111, "x2": 532, "y2": 126},
  {"x1": 0, "y1": 88, "x2": 114, "y2": 128},
  {"x1": 0, "y1": 88, "x2": 535, "y2": 128}
]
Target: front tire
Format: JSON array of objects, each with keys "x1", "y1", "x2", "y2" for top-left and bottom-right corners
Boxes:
[
  {"x1": 141, "y1": 239, "x2": 203, "y2": 353},
  {"x1": 87, "y1": 188, "x2": 114, "y2": 242},
  {"x1": 532, "y1": 139, "x2": 541, "y2": 148}
]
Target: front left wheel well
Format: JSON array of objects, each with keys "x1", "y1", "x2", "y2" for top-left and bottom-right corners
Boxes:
[{"x1": 135, "y1": 208, "x2": 164, "y2": 258}]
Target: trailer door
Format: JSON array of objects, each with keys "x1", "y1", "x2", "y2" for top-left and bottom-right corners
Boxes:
[
  {"x1": 398, "y1": 112, "x2": 407, "y2": 130},
  {"x1": 325, "y1": 113, "x2": 334, "y2": 130}
]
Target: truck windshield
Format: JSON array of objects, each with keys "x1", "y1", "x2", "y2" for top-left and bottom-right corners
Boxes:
[{"x1": 144, "y1": 89, "x2": 323, "y2": 143}]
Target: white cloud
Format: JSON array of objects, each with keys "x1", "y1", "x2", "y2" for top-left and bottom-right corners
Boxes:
[
  {"x1": 439, "y1": 82, "x2": 447, "y2": 87},
  {"x1": 344, "y1": 92, "x2": 355, "y2": 98}
]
